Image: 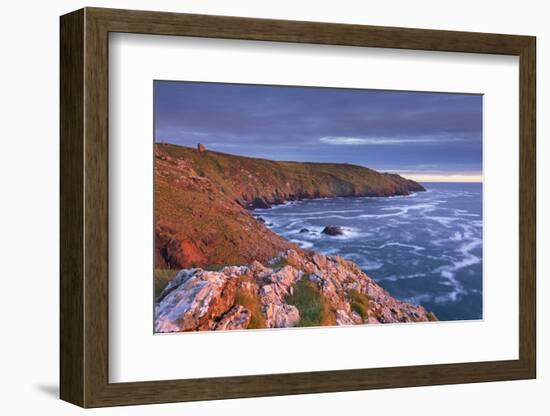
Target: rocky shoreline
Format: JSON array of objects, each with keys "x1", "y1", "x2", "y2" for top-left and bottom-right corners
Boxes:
[
  {"x1": 243, "y1": 172, "x2": 425, "y2": 210},
  {"x1": 155, "y1": 249, "x2": 437, "y2": 332}
]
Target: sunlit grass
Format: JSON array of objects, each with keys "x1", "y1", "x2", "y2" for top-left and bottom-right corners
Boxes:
[
  {"x1": 267, "y1": 257, "x2": 289, "y2": 270},
  {"x1": 233, "y1": 275, "x2": 266, "y2": 329},
  {"x1": 347, "y1": 289, "x2": 371, "y2": 320},
  {"x1": 287, "y1": 275, "x2": 336, "y2": 327}
]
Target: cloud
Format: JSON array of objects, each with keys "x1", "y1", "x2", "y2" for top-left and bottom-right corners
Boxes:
[
  {"x1": 318, "y1": 135, "x2": 473, "y2": 146},
  {"x1": 319, "y1": 137, "x2": 374, "y2": 145}
]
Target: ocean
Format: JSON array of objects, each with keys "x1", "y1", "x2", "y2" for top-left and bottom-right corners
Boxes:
[{"x1": 252, "y1": 182, "x2": 483, "y2": 321}]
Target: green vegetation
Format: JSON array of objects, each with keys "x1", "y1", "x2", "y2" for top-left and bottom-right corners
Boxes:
[
  {"x1": 347, "y1": 289, "x2": 371, "y2": 320},
  {"x1": 267, "y1": 257, "x2": 289, "y2": 270},
  {"x1": 287, "y1": 275, "x2": 336, "y2": 327},
  {"x1": 233, "y1": 276, "x2": 266, "y2": 329},
  {"x1": 154, "y1": 269, "x2": 177, "y2": 298},
  {"x1": 204, "y1": 264, "x2": 224, "y2": 271}
]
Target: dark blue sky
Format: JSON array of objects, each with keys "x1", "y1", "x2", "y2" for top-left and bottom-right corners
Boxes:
[{"x1": 154, "y1": 81, "x2": 482, "y2": 182}]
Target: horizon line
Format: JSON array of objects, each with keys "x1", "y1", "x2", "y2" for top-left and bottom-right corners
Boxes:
[{"x1": 400, "y1": 173, "x2": 482, "y2": 183}]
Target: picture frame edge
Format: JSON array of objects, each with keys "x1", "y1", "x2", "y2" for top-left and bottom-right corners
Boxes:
[{"x1": 59, "y1": 7, "x2": 537, "y2": 408}]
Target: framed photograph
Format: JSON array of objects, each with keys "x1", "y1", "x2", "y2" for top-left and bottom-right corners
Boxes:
[{"x1": 60, "y1": 7, "x2": 536, "y2": 408}]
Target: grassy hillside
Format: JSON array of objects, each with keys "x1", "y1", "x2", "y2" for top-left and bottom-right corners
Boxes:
[
  {"x1": 157, "y1": 143, "x2": 424, "y2": 209},
  {"x1": 154, "y1": 143, "x2": 425, "y2": 270}
]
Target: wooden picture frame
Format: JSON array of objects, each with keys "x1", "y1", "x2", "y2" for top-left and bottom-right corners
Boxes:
[{"x1": 60, "y1": 7, "x2": 536, "y2": 408}]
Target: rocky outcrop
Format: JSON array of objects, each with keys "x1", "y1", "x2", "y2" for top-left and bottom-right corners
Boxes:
[
  {"x1": 154, "y1": 250, "x2": 437, "y2": 332},
  {"x1": 154, "y1": 267, "x2": 242, "y2": 332},
  {"x1": 214, "y1": 305, "x2": 251, "y2": 330},
  {"x1": 322, "y1": 225, "x2": 345, "y2": 236},
  {"x1": 154, "y1": 143, "x2": 425, "y2": 269}
]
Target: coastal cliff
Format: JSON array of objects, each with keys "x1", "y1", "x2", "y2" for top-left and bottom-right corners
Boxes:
[
  {"x1": 155, "y1": 249, "x2": 437, "y2": 332},
  {"x1": 155, "y1": 143, "x2": 425, "y2": 269}
]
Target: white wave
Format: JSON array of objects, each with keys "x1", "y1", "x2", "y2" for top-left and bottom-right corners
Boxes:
[
  {"x1": 254, "y1": 201, "x2": 297, "y2": 212},
  {"x1": 401, "y1": 231, "x2": 414, "y2": 242},
  {"x1": 265, "y1": 199, "x2": 445, "y2": 223},
  {"x1": 358, "y1": 211, "x2": 405, "y2": 219},
  {"x1": 427, "y1": 216, "x2": 460, "y2": 227},
  {"x1": 295, "y1": 214, "x2": 365, "y2": 220},
  {"x1": 376, "y1": 242, "x2": 425, "y2": 251},
  {"x1": 283, "y1": 221, "x2": 301, "y2": 230},
  {"x1": 359, "y1": 192, "x2": 419, "y2": 201},
  {"x1": 433, "y1": 236, "x2": 482, "y2": 302},
  {"x1": 271, "y1": 209, "x2": 364, "y2": 217},
  {"x1": 453, "y1": 211, "x2": 480, "y2": 217},
  {"x1": 360, "y1": 202, "x2": 441, "y2": 219},
  {"x1": 381, "y1": 272, "x2": 425, "y2": 282},
  {"x1": 360, "y1": 259, "x2": 384, "y2": 271},
  {"x1": 289, "y1": 239, "x2": 314, "y2": 249},
  {"x1": 449, "y1": 231, "x2": 463, "y2": 241},
  {"x1": 380, "y1": 202, "x2": 440, "y2": 212},
  {"x1": 261, "y1": 217, "x2": 280, "y2": 228},
  {"x1": 288, "y1": 229, "x2": 324, "y2": 241},
  {"x1": 458, "y1": 238, "x2": 482, "y2": 257},
  {"x1": 403, "y1": 294, "x2": 433, "y2": 306},
  {"x1": 321, "y1": 247, "x2": 341, "y2": 255},
  {"x1": 328, "y1": 226, "x2": 368, "y2": 240},
  {"x1": 434, "y1": 292, "x2": 460, "y2": 304}
]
